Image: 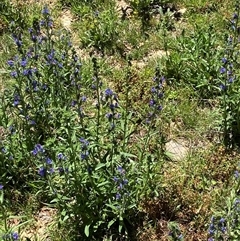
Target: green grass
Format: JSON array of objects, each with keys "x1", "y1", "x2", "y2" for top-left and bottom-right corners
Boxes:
[{"x1": 0, "y1": 0, "x2": 239, "y2": 240}]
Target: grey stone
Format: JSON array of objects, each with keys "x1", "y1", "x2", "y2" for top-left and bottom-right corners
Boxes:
[{"x1": 165, "y1": 139, "x2": 189, "y2": 161}]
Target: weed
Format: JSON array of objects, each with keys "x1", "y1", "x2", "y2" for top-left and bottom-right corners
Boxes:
[{"x1": 0, "y1": 6, "x2": 165, "y2": 240}]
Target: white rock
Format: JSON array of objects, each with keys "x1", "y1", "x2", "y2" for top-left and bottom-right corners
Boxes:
[{"x1": 165, "y1": 139, "x2": 189, "y2": 161}]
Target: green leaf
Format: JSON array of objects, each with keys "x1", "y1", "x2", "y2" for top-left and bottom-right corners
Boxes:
[
  {"x1": 97, "y1": 181, "x2": 109, "y2": 187},
  {"x1": 118, "y1": 221, "x2": 123, "y2": 233},
  {"x1": 106, "y1": 204, "x2": 118, "y2": 211},
  {"x1": 84, "y1": 224, "x2": 90, "y2": 237},
  {"x1": 95, "y1": 163, "x2": 106, "y2": 171},
  {"x1": 108, "y1": 219, "x2": 116, "y2": 229},
  {"x1": 0, "y1": 192, "x2": 3, "y2": 204},
  {"x1": 120, "y1": 152, "x2": 137, "y2": 158}
]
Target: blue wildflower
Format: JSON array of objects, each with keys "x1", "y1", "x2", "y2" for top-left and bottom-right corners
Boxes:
[
  {"x1": 21, "y1": 58, "x2": 27, "y2": 67},
  {"x1": 38, "y1": 167, "x2": 46, "y2": 177},
  {"x1": 46, "y1": 157, "x2": 52, "y2": 164},
  {"x1": 12, "y1": 232, "x2": 19, "y2": 240},
  {"x1": 30, "y1": 120, "x2": 36, "y2": 125},
  {"x1": 79, "y1": 138, "x2": 89, "y2": 149},
  {"x1": 234, "y1": 170, "x2": 239, "y2": 178},
  {"x1": 209, "y1": 223, "x2": 215, "y2": 236},
  {"x1": 57, "y1": 153, "x2": 65, "y2": 160},
  {"x1": 71, "y1": 100, "x2": 77, "y2": 107},
  {"x1": 233, "y1": 13, "x2": 238, "y2": 19},
  {"x1": 220, "y1": 67, "x2": 226, "y2": 74},
  {"x1": 7, "y1": 60, "x2": 14, "y2": 67},
  {"x1": 9, "y1": 125, "x2": 15, "y2": 134},
  {"x1": 221, "y1": 226, "x2": 227, "y2": 233},
  {"x1": 222, "y1": 57, "x2": 227, "y2": 64},
  {"x1": 48, "y1": 20, "x2": 53, "y2": 28},
  {"x1": 220, "y1": 84, "x2": 226, "y2": 91},
  {"x1": 11, "y1": 71, "x2": 18, "y2": 78},
  {"x1": 40, "y1": 20, "x2": 45, "y2": 26},
  {"x1": 42, "y1": 6, "x2": 50, "y2": 15},
  {"x1": 105, "y1": 88, "x2": 114, "y2": 97},
  {"x1": 49, "y1": 168, "x2": 55, "y2": 174},
  {"x1": 12, "y1": 35, "x2": 22, "y2": 48},
  {"x1": 229, "y1": 76, "x2": 234, "y2": 83},
  {"x1": 82, "y1": 96, "x2": 87, "y2": 102},
  {"x1": 123, "y1": 179, "x2": 128, "y2": 185},
  {"x1": 116, "y1": 193, "x2": 121, "y2": 200},
  {"x1": 81, "y1": 151, "x2": 89, "y2": 160},
  {"x1": 32, "y1": 144, "x2": 45, "y2": 155},
  {"x1": 13, "y1": 94, "x2": 20, "y2": 106},
  {"x1": 118, "y1": 183, "x2": 123, "y2": 190},
  {"x1": 117, "y1": 166, "x2": 125, "y2": 175},
  {"x1": 113, "y1": 176, "x2": 119, "y2": 182},
  {"x1": 1, "y1": 147, "x2": 6, "y2": 153},
  {"x1": 42, "y1": 84, "x2": 48, "y2": 91},
  {"x1": 234, "y1": 199, "x2": 240, "y2": 206},
  {"x1": 106, "y1": 113, "x2": 113, "y2": 120},
  {"x1": 149, "y1": 99, "x2": 156, "y2": 107},
  {"x1": 219, "y1": 217, "x2": 225, "y2": 223},
  {"x1": 22, "y1": 68, "x2": 33, "y2": 76},
  {"x1": 208, "y1": 238, "x2": 214, "y2": 241},
  {"x1": 109, "y1": 103, "x2": 118, "y2": 111}
]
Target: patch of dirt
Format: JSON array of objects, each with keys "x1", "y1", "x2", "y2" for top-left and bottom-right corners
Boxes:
[
  {"x1": 178, "y1": 8, "x2": 187, "y2": 16},
  {"x1": 131, "y1": 49, "x2": 168, "y2": 69},
  {"x1": 115, "y1": 0, "x2": 132, "y2": 18},
  {"x1": 56, "y1": 7, "x2": 91, "y2": 61},
  {"x1": 0, "y1": 18, "x2": 7, "y2": 35},
  {"x1": 59, "y1": 9, "x2": 73, "y2": 31},
  {"x1": 0, "y1": 126, "x2": 7, "y2": 142},
  {"x1": 131, "y1": 59, "x2": 146, "y2": 69},
  {"x1": 148, "y1": 50, "x2": 169, "y2": 60},
  {"x1": 16, "y1": 0, "x2": 58, "y2": 6},
  {"x1": 21, "y1": 207, "x2": 57, "y2": 240}
]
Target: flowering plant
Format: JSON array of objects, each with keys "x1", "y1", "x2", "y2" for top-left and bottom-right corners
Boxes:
[{"x1": 0, "y1": 6, "x2": 165, "y2": 239}]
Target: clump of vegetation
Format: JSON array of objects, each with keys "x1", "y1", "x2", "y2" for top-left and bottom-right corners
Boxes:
[
  {"x1": 0, "y1": 5, "x2": 165, "y2": 240},
  {"x1": 1, "y1": 0, "x2": 240, "y2": 240}
]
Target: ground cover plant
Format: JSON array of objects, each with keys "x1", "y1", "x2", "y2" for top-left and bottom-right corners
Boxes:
[{"x1": 1, "y1": 0, "x2": 240, "y2": 240}]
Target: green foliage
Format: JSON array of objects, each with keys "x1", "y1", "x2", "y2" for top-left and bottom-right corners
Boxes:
[
  {"x1": 59, "y1": 0, "x2": 115, "y2": 19},
  {"x1": 0, "y1": 0, "x2": 29, "y2": 29},
  {"x1": 80, "y1": 5, "x2": 120, "y2": 54},
  {"x1": 168, "y1": 221, "x2": 184, "y2": 240},
  {"x1": 208, "y1": 168, "x2": 240, "y2": 240},
  {"x1": 0, "y1": 0, "x2": 240, "y2": 240},
  {"x1": 165, "y1": 25, "x2": 221, "y2": 98},
  {"x1": 0, "y1": 6, "x2": 165, "y2": 240},
  {"x1": 219, "y1": 2, "x2": 240, "y2": 148},
  {"x1": 126, "y1": 0, "x2": 176, "y2": 32}
]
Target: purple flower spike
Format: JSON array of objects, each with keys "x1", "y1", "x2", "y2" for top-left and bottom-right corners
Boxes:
[
  {"x1": 12, "y1": 232, "x2": 19, "y2": 240},
  {"x1": 220, "y1": 67, "x2": 226, "y2": 74},
  {"x1": 116, "y1": 193, "x2": 121, "y2": 200},
  {"x1": 38, "y1": 167, "x2": 46, "y2": 177},
  {"x1": 7, "y1": 60, "x2": 14, "y2": 67},
  {"x1": 42, "y1": 6, "x2": 50, "y2": 15},
  {"x1": 32, "y1": 144, "x2": 45, "y2": 155},
  {"x1": 105, "y1": 88, "x2": 114, "y2": 97}
]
